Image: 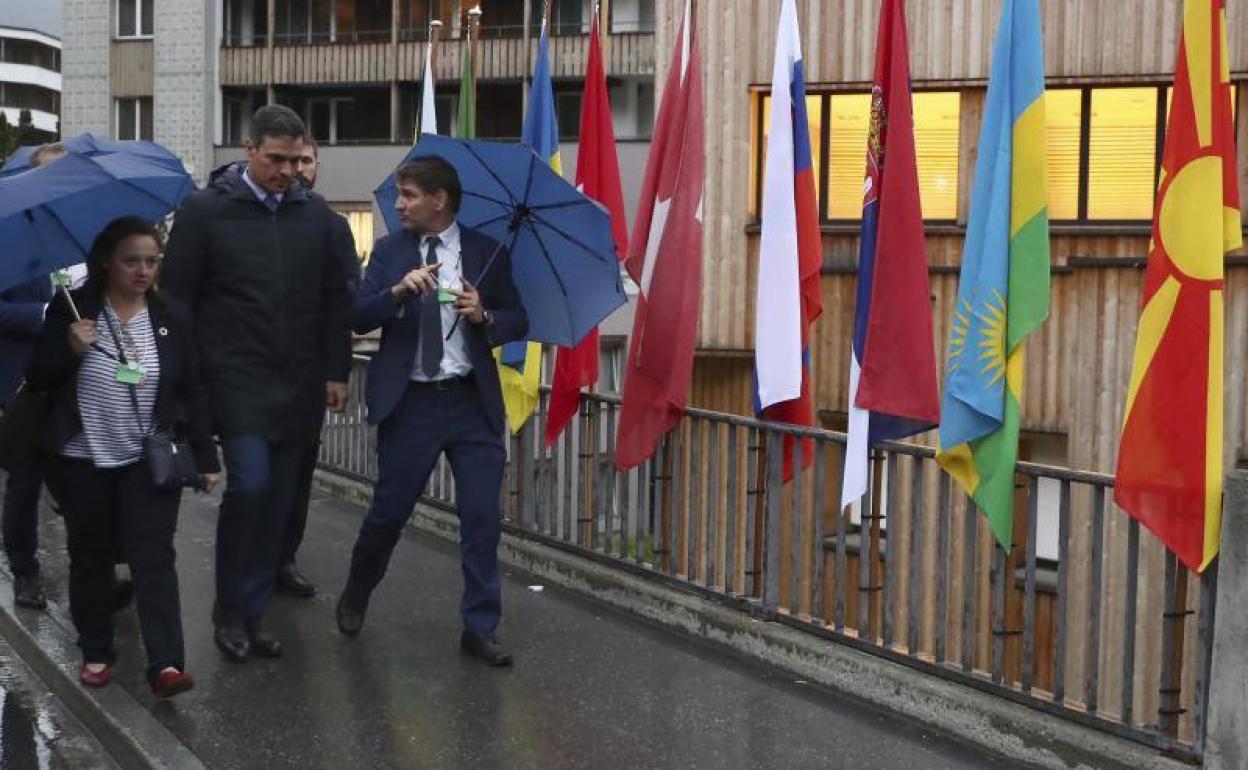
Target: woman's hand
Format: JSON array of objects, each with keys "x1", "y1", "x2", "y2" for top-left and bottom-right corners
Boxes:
[
  {"x1": 199, "y1": 473, "x2": 221, "y2": 493},
  {"x1": 68, "y1": 318, "x2": 98, "y2": 355}
]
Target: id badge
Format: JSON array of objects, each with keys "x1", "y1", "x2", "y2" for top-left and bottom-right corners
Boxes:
[
  {"x1": 437, "y1": 274, "x2": 462, "y2": 304},
  {"x1": 115, "y1": 361, "x2": 144, "y2": 385},
  {"x1": 52, "y1": 270, "x2": 73, "y2": 287}
]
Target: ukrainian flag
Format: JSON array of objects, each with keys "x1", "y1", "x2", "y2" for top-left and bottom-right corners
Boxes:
[
  {"x1": 497, "y1": 26, "x2": 560, "y2": 433},
  {"x1": 936, "y1": 0, "x2": 1050, "y2": 551}
]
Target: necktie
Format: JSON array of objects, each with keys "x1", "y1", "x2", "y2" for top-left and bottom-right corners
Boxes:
[
  {"x1": 419, "y1": 235, "x2": 443, "y2": 378},
  {"x1": 263, "y1": 193, "x2": 279, "y2": 213}
]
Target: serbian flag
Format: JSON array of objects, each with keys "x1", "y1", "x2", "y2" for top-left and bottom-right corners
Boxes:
[
  {"x1": 615, "y1": 0, "x2": 704, "y2": 471},
  {"x1": 545, "y1": 13, "x2": 628, "y2": 447},
  {"x1": 754, "y1": 0, "x2": 822, "y2": 480},
  {"x1": 842, "y1": 0, "x2": 940, "y2": 510},
  {"x1": 1115, "y1": 0, "x2": 1241, "y2": 573}
]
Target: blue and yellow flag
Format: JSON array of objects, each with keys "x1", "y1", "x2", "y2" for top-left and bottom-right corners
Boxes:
[
  {"x1": 936, "y1": 0, "x2": 1050, "y2": 551},
  {"x1": 498, "y1": 26, "x2": 559, "y2": 433}
]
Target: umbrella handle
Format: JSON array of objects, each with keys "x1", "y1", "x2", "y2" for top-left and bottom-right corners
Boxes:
[
  {"x1": 58, "y1": 283, "x2": 83, "y2": 322},
  {"x1": 444, "y1": 238, "x2": 509, "y2": 341}
]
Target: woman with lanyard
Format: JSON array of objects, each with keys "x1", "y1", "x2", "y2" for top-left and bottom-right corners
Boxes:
[{"x1": 26, "y1": 216, "x2": 220, "y2": 698}]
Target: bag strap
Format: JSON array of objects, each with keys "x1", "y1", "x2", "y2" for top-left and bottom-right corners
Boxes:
[{"x1": 101, "y1": 308, "x2": 149, "y2": 436}]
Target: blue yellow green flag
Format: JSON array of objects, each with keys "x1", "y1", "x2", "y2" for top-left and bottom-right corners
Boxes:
[
  {"x1": 498, "y1": 25, "x2": 560, "y2": 433},
  {"x1": 936, "y1": 0, "x2": 1050, "y2": 551}
]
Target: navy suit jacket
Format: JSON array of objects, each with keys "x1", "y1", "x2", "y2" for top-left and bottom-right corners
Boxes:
[
  {"x1": 0, "y1": 277, "x2": 52, "y2": 404},
  {"x1": 353, "y1": 225, "x2": 528, "y2": 436}
]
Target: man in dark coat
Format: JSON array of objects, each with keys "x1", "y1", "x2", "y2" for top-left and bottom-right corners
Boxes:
[{"x1": 162, "y1": 105, "x2": 352, "y2": 663}]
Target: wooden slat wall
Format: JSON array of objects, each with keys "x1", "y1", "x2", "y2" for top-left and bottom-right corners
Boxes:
[{"x1": 110, "y1": 40, "x2": 154, "y2": 98}]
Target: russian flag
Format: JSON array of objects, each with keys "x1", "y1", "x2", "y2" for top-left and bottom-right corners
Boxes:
[
  {"x1": 841, "y1": 0, "x2": 941, "y2": 510},
  {"x1": 754, "y1": 0, "x2": 823, "y2": 479}
]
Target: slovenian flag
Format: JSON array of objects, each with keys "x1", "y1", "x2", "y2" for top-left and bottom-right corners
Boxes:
[
  {"x1": 841, "y1": 0, "x2": 941, "y2": 510},
  {"x1": 754, "y1": 0, "x2": 823, "y2": 480}
]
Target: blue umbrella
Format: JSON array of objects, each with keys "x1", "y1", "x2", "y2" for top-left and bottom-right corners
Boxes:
[
  {"x1": 1, "y1": 132, "x2": 190, "y2": 177},
  {"x1": 374, "y1": 134, "x2": 626, "y2": 349},
  {"x1": 0, "y1": 151, "x2": 195, "y2": 293}
]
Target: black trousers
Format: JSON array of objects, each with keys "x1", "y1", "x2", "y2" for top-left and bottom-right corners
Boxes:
[
  {"x1": 2, "y1": 458, "x2": 42, "y2": 578},
  {"x1": 45, "y1": 457, "x2": 185, "y2": 675},
  {"x1": 281, "y1": 436, "x2": 321, "y2": 568}
]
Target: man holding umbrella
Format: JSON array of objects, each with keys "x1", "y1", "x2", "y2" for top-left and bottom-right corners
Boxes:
[
  {"x1": 162, "y1": 105, "x2": 352, "y2": 663},
  {"x1": 335, "y1": 156, "x2": 527, "y2": 666}
]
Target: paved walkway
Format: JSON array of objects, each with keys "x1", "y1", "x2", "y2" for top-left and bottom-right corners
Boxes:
[{"x1": 17, "y1": 480, "x2": 1010, "y2": 769}]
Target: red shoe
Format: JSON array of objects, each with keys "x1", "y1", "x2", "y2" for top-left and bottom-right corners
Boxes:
[
  {"x1": 150, "y1": 667, "x2": 194, "y2": 699},
  {"x1": 79, "y1": 663, "x2": 112, "y2": 688}
]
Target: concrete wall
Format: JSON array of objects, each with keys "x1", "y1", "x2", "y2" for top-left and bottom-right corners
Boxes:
[
  {"x1": 1205, "y1": 471, "x2": 1248, "y2": 770},
  {"x1": 60, "y1": 0, "x2": 110, "y2": 136},
  {"x1": 153, "y1": 0, "x2": 217, "y2": 184}
]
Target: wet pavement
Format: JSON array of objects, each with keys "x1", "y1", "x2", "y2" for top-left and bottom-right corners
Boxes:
[{"x1": 12, "y1": 480, "x2": 1013, "y2": 769}]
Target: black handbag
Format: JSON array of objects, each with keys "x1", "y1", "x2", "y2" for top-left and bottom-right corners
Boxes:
[
  {"x1": 104, "y1": 307, "x2": 201, "y2": 491},
  {"x1": 0, "y1": 384, "x2": 51, "y2": 473}
]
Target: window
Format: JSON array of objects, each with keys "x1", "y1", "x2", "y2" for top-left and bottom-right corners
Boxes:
[
  {"x1": 556, "y1": 88, "x2": 582, "y2": 139},
  {"x1": 398, "y1": 0, "x2": 462, "y2": 41},
  {"x1": 0, "y1": 83, "x2": 60, "y2": 115},
  {"x1": 1044, "y1": 89, "x2": 1082, "y2": 220},
  {"x1": 116, "y1": 97, "x2": 153, "y2": 141},
  {"x1": 223, "y1": 0, "x2": 269, "y2": 47},
  {"x1": 751, "y1": 90, "x2": 960, "y2": 222},
  {"x1": 274, "y1": 0, "x2": 390, "y2": 45},
  {"x1": 0, "y1": 38, "x2": 61, "y2": 71},
  {"x1": 117, "y1": 0, "x2": 154, "y2": 38},
  {"x1": 610, "y1": 0, "x2": 655, "y2": 33},
  {"x1": 533, "y1": 0, "x2": 588, "y2": 36},
  {"x1": 332, "y1": 206, "x2": 375, "y2": 264}
]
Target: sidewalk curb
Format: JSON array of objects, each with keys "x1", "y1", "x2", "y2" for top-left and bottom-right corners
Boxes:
[
  {"x1": 0, "y1": 570, "x2": 207, "y2": 770},
  {"x1": 317, "y1": 469, "x2": 1193, "y2": 770}
]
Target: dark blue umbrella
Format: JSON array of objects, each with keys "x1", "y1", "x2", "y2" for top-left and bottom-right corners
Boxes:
[
  {"x1": 374, "y1": 134, "x2": 626, "y2": 349},
  {"x1": 1, "y1": 132, "x2": 190, "y2": 177},
  {"x1": 0, "y1": 151, "x2": 194, "y2": 292}
]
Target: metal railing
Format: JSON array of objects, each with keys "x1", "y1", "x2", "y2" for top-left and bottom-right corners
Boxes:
[{"x1": 319, "y1": 356, "x2": 1215, "y2": 760}]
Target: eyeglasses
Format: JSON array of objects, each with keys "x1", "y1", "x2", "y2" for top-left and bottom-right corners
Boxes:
[{"x1": 116, "y1": 254, "x2": 164, "y2": 270}]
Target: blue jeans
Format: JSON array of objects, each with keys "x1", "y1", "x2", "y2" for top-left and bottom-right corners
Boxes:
[{"x1": 217, "y1": 435, "x2": 310, "y2": 619}]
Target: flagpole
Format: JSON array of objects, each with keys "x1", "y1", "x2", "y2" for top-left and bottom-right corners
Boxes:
[{"x1": 468, "y1": 5, "x2": 482, "y2": 81}]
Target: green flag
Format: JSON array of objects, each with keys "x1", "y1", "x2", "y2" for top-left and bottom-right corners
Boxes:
[{"x1": 455, "y1": 40, "x2": 475, "y2": 139}]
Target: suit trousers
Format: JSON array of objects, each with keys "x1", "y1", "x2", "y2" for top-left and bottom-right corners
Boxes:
[
  {"x1": 45, "y1": 457, "x2": 184, "y2": 675},
  {"x1": 217, "y1": 435, "x2": 309, "y2": 619},
  {"x1": 345, "y1": 379, "x2": 505, "y2": 635},
  {"x1": 2, "y1": 458, "x2": 42, "y2": 577}
]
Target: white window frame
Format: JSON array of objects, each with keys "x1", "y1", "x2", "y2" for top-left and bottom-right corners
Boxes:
[
  {"x1": 115, "y1": 97, "x2": 152, "y2": 141},
  {"x1": 116, "y1": 0, "x2": 154, "y2": 39}
]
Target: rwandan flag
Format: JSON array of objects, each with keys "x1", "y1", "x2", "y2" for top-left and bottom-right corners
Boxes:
[
  {"x1": 499, "y1": 25, "x2": 559, "y2": 433},
  {"x1": 936, "y1": 0, "x2": 1050, "y2": 551},
  {"x1": 1115, "y1": 0, "x2": 1241, "y2": 572},
  {"x1": 753, "y1": 0, "x2": 822, "y2": 480}
]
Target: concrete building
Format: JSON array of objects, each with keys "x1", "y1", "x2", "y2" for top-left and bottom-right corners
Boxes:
[
  {"x1": 61, "y1": 0, "x2": 656, "y2": 270},
  {"x1": 1, "y1": 3, "x2": 62, "y2": 138}
]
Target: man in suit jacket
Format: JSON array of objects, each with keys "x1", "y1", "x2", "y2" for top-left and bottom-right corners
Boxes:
[
  {"x1": 335, "y1": 155, "x2": 528, "y2": 666},
  {"x1": 0, "y1": 276, "x2": 54, "y2": 609}
]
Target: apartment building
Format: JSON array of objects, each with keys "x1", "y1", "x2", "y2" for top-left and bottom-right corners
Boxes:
[{"x1": 1, "y1": 3, "x2": 62, "y2": 139}]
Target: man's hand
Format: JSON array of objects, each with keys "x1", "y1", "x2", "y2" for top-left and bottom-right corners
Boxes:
[
  {"x1": 199, "y1": 473, "x2": 221, "y2": 493},
  {"x1": 68, "y1": 318, "x2": 98, "y2": 355},
  {"x1": 453, "y1": 281, "x2": 486, "y2": 325},
  {"x1": 391, "y1": 263, "x2": 440, "y2": 301},
  {"x1": 326, "y1": 381, "x2": 348, "y2": 413}
]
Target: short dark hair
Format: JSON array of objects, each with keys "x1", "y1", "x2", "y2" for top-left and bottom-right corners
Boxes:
[
  {"x1": 302, "y1": 135, "x2": 319, "y2": 156},
  {"x1": 395, "y1": 156, "x2": 462, "y2": 213},
  {"x1": 249, "y1": 104, "x2": 305, "y2": 145},
  {"x1": 83, "y1": 216, "x2": 164, "y2": 298}
]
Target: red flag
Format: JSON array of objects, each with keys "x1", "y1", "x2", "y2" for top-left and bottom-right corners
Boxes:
[
  {"x1": 545, "y1": 14, "x2": 629, "y2": 448},
  {"x1": 614, "y1": 1, "x2": 704, "y2": 471}
]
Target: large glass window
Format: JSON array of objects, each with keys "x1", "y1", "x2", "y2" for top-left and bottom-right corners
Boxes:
[
  {"x1": 826, "y1": 93, "x2": 871, "y2": 220},
  {"x1": 223, "y1": 0, "x2": 269, "y2": 46},
  {"x1": 1044, "y1": 89, "x2": 1082, "y2": 221},
  {"x1": 117, "y1": 0, "x2": 154, "y2": 38},
  {"x1": 610, "y1": 0, "x2": 656, "y2": 33},
  {"x1": 275, "y1": 0, "x2": 390, "y2": 45},
  {"x1": 0, "y1": 39, "x2": 61, "y2": 71},
  {"x1": 1086, "y1": 87, "x2": 1159, "y2": 220}
]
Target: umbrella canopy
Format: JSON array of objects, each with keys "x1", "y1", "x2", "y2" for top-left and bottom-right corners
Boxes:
[
  {"x1": 0, "y1": 151, "x2": 195, "y2": 292},
  {"x1": 1, "y1": 132, "x2": 190, "y2": 177},
  {"x1": 374, "y1": 134, "x2": 626, "y2": 349}
]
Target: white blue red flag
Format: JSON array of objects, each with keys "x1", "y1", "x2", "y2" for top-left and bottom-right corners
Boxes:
[
  {"x1": 841, "y1": 0, "x2": 940, "y2": 509},
  {"x1": 754, "y1": 0, "x2": 823, "y2": 480}
]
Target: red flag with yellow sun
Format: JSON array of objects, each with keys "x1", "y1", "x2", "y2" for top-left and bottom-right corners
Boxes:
[{"x1": 1114, "y1": 0, "x2": 1242, "y2": 573}]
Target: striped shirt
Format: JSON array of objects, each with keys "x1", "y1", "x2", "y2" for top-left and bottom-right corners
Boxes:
[{"x1": 62, "y1": 307, "x2": 161, "y2": 468}]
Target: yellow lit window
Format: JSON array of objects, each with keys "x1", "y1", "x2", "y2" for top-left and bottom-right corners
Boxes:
[
  {"x1": 1045, "y1": 89, "x2": 1081, "y2": 220},
  {"x1": 827, "y1": 93, "x2": 871, "y2": 220},
  {"x1": 332, "y1": 206, "x2": 375, "y2": 265},
  {"x1": 1087, "y1": 87, "x2": 1158, "y2": 220},
  {"x1": 912, "y1": 92, "x2": 960, "y2": 220},
  {"x1": 753, "y1": 93, "x2": 825, "y2": 218}
]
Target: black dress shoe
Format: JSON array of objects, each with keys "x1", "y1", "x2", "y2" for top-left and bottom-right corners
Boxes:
[
  {"x1": 112, "y1": 578, "x2": 134, "y2": 612},
  {"x1": 245, "y1": 617, "x2": 283, "y2": 658},
  {"x1": 212, "y1": 603, "x2": 251, "y2": 663},
  {"x1": 276, "y1": 564, "x2": 316, "y2": 598},
  {"x1": 335, "y1": 592, "x2": 365, "y2": 637},
  {"x1": 460, "y1": 630, "x2": 513, "y2": 667},
  {"x1": 13, "y1": 573, "x2": 47, "y2": 610}
]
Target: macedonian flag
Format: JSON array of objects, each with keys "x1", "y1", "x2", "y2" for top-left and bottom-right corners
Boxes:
[{"x1": 1114, "y1": 0, "x2": 1242, "y2": 573}]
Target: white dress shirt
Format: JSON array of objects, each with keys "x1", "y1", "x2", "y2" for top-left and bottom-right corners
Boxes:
[{"x1": 410, "y1": 222, "x2": 472, "y2": 381}]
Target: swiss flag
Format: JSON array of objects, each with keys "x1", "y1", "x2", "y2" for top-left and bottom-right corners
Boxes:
[
  {"x1": 545, "y1": 14, "x2": 628, "y2": 448},
  {"x1": 615, "y1": 0, "x2": 704, "y2": 471}
]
